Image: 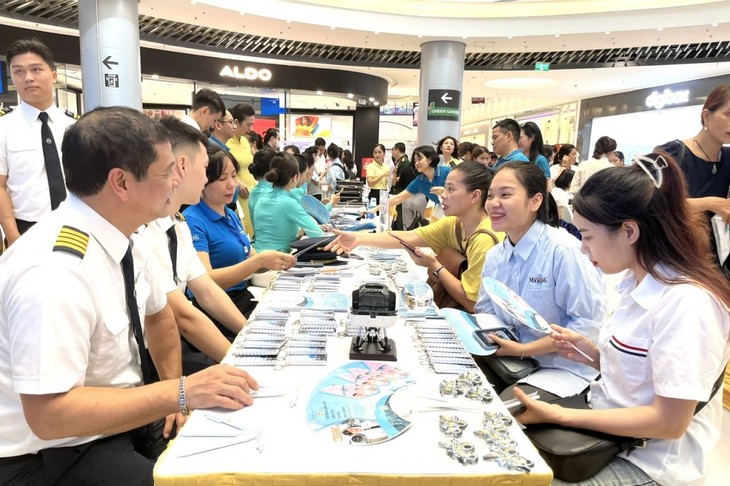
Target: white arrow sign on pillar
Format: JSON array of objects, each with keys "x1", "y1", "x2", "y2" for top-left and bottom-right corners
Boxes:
[{"x1": 441, "y1": 92, "x2": 453, "y2": 104}]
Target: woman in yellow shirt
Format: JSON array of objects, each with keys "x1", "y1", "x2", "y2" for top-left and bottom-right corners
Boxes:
[
  {"x1": 227, "y1": 103, "x2": 256, "y2": 235},
  {"x1": 366, "y1": 143, "x2": 390, "y2": 205}
]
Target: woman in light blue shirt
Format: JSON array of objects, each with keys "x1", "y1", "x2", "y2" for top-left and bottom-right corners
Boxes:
[
  {"x1": 254, "y1": 152, "x2": 325, "y2": 252},
  {"x1": 475, "y1": 162, "x2": 605, "y2": 396},
  {"x1": 248, "y1": 148, "x2": 276, "y2": 235}
]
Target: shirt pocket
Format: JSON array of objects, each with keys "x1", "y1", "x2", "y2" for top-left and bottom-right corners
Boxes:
[
  {"x1": 6, "y1": 137, "x2": 42, "y2": 177},
  {"x1": 88, "y1": 312, "x2": 129, "y2": 383},
  {"x1": 606, "y1": 333, "x2": 651, "y2": 390}
]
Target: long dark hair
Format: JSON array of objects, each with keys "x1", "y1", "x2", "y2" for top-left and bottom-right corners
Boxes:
[
  {"x1": 573, "y1": 151, "x2": 730, "y2": 308},
  {"x1": 521, "y1": 121, "x2": 547, "y2": 163},
  {"x1": 555, "y1": 144, "x2": 576, "y2": 166},
  {"x1": 494, "y1": 162, "x2": 557, "y2": 227}
]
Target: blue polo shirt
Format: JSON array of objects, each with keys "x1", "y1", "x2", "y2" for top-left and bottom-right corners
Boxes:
[
  {"x1": 406, "y1": 165, "x2": 451, "y2": 205},
  {"x1": 183, "y1": 201, "x2": 251, "y2": 293},
  {"x1": 492, "y1": 149, "x2": 530, "y2": 172}
]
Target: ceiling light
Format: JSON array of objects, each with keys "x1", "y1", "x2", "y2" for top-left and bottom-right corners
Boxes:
[
  {"x1": 316, "y1": 90, "x2": 324, "y2": 95},
  {"x1": 374, "y1": 31, "x2": 379, "y2": 35},
  {"x1": 418, "y1": 35, "x2": 423, "y2": 38},
  {"x1": 330, "y1": 26, "x2": 336, "y2": 30},
  {"x1": 286, "y1": 20, "x2": 291, "y2": 24},
  {"x1": 484, "y1": 77, "x2": 560, "y2": 90},
  {"x1": 507, "y1": 36, "x2": 513, "y2": 40},
  {"x1": 554, "y1": 34, "x2": 560, "y2": 38},
  {"x1": 711, "y1": 23, "x2": 718, "y2": 27},
  {"x1": 374, "y1": 101, "x2": 380, "y2": 106},
  {"x1": 368, "y1": 97, "x2": 375, "y2": 102},
  {"x1": 151, "y1": 74, "x2": 160, "y2": 80},
  {"x1": 347, "y1": 93, "x2": 354, "y2": 99},
  {"x1": 604, "y1": 31, "x2": 611, "y2": 35},
  {"x1": 657, "y1": 27, "x2": 663, "y2": 31},
  {"x1": 462, "y1": 36, "x2": 468, "y2": 40}
]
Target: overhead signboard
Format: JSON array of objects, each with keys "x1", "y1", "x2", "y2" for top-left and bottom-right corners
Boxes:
[
  {"x1": 471, "y1": 97, "x2": 485, "y2": 104},
  {"x1": 427, "y1": 89, "x2": 460, "y2": 121}
]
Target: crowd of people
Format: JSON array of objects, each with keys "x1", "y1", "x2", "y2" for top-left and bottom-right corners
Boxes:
[{"x1": 0, "y1": 38, "x2": 729, "y2": 486}]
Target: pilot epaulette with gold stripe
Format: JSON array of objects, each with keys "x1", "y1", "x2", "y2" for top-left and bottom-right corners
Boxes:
[
  {"x1": 53, "y1": 225, "x2": 89, "y2": 258},
  {"x1": 175, "y1": 212, "x2": 186, "y2": 222}
]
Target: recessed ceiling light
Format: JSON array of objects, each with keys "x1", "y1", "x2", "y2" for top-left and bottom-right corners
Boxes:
[
  {"x1": 711, "y1": 23, "x2": 718, "y2": 27},
  {"x1": 484, "y1": 77, "x2": 560, "y2": 90},
  {"x1": 368, "y1": 97, "x2": 375, "y2": 102},
  {"x1": 347, "y1": 93, "x2": 354, "y2": 99},
  {"x1": 330, "y1": 26, "x2": 336, "y2": 30},
  {"x1": 657, "y1": 27, "x2": 663, "y2": 31},
  {"x1": 507, "y1": 36, "x2": 513, "y2": 40},
  {"x1": 604, "y1": 31, "x2": 611, "y2": 35},
  {"x1": 151, "y1": 74, "x2": 160, "y2": 80},
  {"x1": 316, "y1": 90, "x2": 324, "y2": 95},
  {"x1": 286, "y1": 20, "x2": 291, "y2": 24},
  {"x1": 462, "y1": 36, "x2": 468, "y2": 40},
  {"x1": 239, "y1": 11, "x2": 245, "y2": 16},
  {"x1": 374, "y1": 31, "x2": 379, "y2": 35},
  {"x1": 418, "y1": 35, "x2": 423, "y2": 38},
  {"x1": 554, "y1": 34, "x2": 560, "y2": 38},
  {"x1": 374, "y1": 101, "x2": 380, "y2": 106}
]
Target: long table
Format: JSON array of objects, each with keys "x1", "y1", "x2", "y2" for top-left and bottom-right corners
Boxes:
[{"x1": 154, "y1": 250, "x2": 553, "y2": 485}]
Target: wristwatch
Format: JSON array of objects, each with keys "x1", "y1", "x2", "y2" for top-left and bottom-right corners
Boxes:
[
  {"x1": 178, "y1": 376, "x2": 190, "y2": 416},
  {"x1": 432, "y1": 264, "x2": 446, "y2": 278}
]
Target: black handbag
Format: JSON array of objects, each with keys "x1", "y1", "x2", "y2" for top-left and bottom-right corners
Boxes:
[
  {"x1": 481, "y1": 355, "x2": 539, "y2": 384},
  {"x1": 524, "y1": 367, "x2": 727, "y2": 482}
]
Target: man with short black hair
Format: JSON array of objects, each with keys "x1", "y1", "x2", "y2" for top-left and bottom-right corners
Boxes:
[
  {"x1": 0, "y1": 107, "x2": 258, "y2": 485},
  {"x1": 181, "y1": 88, "x2": 225, "y2": 133},
  {"x1": 0, "y1": 39, "x2": 77, "y2": 245},
  {"x1": 489, "y1": 118, "x2": 529, "y2": 172},
  {"x1": 264, "y1": 128, "x2": 280, "y2": 150},
  {"x1": 209, "y1": 109, "x2": 236, "y2": 151},
  {"x1": 307, "y1": 137, "x2": 327, "y2": 200}
]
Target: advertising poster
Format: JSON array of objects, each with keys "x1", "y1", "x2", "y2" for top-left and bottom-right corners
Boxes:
[{"x1": 291, "y1": 114, "x2": 332, "y2": 140}]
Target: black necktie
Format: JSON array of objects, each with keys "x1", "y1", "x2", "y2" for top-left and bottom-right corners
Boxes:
[
  {"x1": 38, "y1": 112, "x2": 66, "y2": 210},
  {"x1": 121, "y1": 246, "x2": 155, "y2": 384},
  {"x1": 165, "y1": 226, "x2": 178, "y2": 283}
]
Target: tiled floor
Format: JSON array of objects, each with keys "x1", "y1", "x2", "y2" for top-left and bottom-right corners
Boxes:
[{"x1": 705, "y1": 408, "x2": 730, "y2": 485}]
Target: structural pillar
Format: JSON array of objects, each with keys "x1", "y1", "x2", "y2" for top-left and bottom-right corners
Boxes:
[
  {"x1": 78, "y1": 0, "x2": 142, "y2": 111},
  {"x1": 417, "y1": 41, "x2": 466, "y2": 147}
]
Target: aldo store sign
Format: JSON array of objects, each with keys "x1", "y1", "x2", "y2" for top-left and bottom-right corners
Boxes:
[{"x1": 220, "y1": 65, "x2": 273, "y2": 82}]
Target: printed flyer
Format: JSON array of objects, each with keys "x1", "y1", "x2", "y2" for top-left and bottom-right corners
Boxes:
[{"x1": 306, "y1": 361, "x2": 413, "y2": 445}]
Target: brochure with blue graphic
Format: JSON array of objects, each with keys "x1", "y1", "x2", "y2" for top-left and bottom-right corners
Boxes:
[
  {"x1": 305, "y1": 361, "x2": 413, "y2": 445},
  {"x1": 481, "y1": 277, "x2": 552, "y2": 334}
]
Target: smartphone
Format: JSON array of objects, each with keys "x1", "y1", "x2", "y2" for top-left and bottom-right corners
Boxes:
[
  {"x1": 389, "y1": 233, "x2": 417, "y2": 253},
  {"x1": 472, "y1": 327, "x2": 518, "y2": 353}
]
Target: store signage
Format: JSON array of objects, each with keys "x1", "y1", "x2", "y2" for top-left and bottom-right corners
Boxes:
[
  {"x1": 645, "y1": 88, "x2": 690, "y2": 110},
  {"x1": 535, "y1": 62, "x2": 550, "y2": 72},
  {"x1": 219, "y1": 65, "x2": 272, "y2": 82},
  {"x1": 471, "y1": 97, "x2": 485, "y2": 104},
  {"x1": 427, "y1": 89, "x2": 461, "y2": 121}
]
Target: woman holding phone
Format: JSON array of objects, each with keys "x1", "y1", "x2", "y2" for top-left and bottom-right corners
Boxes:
[
  {"x1": 475, "y1": 162, "x2": 605, "y2": 395},
  {"x1": 514, "y1": 153, "x2": 730, "y2": 485},
  {"x1": 327, "y1": 162, "x2": 501, "y2": 312}
]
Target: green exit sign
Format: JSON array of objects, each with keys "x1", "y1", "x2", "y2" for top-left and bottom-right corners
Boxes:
[{"x1": 535, "y1": 62, "x2": 550, "y2": 72}]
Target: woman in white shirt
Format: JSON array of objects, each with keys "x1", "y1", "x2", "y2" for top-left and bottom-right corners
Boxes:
[
  {"x1": 514, "y1": 152, "x2": 730, "y2": 486},
  {"x1": 550, "y1": 144, "x2": 578, "y2": 180}
]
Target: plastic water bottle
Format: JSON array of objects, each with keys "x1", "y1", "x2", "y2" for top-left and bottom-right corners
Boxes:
[{"x1": 367, "y1": 198, "x2": 376, "y2": 219}]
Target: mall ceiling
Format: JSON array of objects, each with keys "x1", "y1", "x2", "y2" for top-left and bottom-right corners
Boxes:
[{"x1": 2, "y1": 0, "x2": 730, "y2": 119}]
